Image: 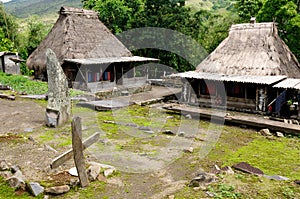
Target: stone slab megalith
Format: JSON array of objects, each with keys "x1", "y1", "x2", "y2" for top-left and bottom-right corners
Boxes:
[{"x1": 45, "y1": 48, "x2": 70, "y2": 127}]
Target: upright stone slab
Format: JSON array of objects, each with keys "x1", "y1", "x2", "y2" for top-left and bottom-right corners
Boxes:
[{"x1": 46, "y1": 48, "x2": 70, "y2": 127}]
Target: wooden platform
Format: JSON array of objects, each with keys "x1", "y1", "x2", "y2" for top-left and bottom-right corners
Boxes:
[{"x1": 164, "y1": 104, "x2": 300, "y2": 135}]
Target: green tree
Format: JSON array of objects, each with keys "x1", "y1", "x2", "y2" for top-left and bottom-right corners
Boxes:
[
  {"x1": 256, "y1": 0, "x2": 300, "y2": 59},
  {"x1": 235, "y1": 0, "x2": 264, "y2": 22},
  {"x1": 82, "y1": 0, "x2": 143, "y2": 33},
  {"x1": 25, "y1": 16, "x2": 50, "y2": 56},
  {"x1": 0, "y1": 3, "x2": 18, "y2": 51}
]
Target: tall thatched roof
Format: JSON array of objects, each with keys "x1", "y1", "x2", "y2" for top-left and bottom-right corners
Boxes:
[
  {"x1": 196, "y1": 22, "x2": 300, "y2": 78},
  {"x1": 26, "y1": 7, "x2": 132, "y2": 77}
]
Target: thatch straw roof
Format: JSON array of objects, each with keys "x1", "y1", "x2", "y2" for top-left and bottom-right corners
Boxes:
[
  {"x1": 196, "y1": 22, "x2": 300, "y2": 78},
  {"x1": 26, "y1": 7, "x2": 132, "y2": 78}
]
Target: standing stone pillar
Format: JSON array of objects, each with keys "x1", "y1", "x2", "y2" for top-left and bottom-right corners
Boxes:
[{"x1": 45, "y1": 48, "x2": 70, "y2": 127}]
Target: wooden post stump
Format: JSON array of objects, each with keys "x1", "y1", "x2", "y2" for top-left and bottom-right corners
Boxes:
[{"x1": 72, "y1": 117, "x2": 89, "y2": 187}]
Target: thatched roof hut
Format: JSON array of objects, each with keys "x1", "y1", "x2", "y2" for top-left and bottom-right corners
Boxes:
[
  {"x1": 196, "y1": 22, "x2": 300, "y2": 78},
  {"x1": 26, "y1": 7, "x2": 132, "y2": 78}
]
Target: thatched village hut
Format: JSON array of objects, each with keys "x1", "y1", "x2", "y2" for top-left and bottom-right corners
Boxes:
[
  {"x1": 26, "y1": 7, "x2": 157, "y2": 92},
  {"x1": 0, "y1": 52, "x2": 22, "y2": 75},
  {"x1": 171, "y1": 21, "x2": 300, "y2": 118}
]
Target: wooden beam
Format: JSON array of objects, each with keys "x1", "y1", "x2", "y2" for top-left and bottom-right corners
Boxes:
[
  {"x1": 50, "y1": 131, "x2": 100, "y2": 169},
  {"x1": 72, "y1": 117, "x2": 89, "y2": 187},
  {"x1": 0, "y1": 94, "x2": 15, "y2": 100}
]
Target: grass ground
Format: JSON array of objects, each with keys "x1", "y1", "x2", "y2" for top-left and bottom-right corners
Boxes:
[{"x1": 0, "y1": 100, "x2": 299, "y2": 198}]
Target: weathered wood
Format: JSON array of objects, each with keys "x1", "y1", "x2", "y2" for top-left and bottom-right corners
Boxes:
[
  {"x1": 0, "y1": 94, "x2": 15, "y2": 100},
  {"x1": 50, "y1": 131, "x2": 100, "y2": 169},
  {"x1": 72, "y1": 117, "x2": 89, "y2": 187}
]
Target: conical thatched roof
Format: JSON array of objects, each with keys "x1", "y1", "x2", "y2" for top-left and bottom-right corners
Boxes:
[
  {"x1": 26, "y1": 7, "x2": 132, "y2": 78},
  {"x1": 196, "y1": 22, "x2": 300, "y2": 78}
]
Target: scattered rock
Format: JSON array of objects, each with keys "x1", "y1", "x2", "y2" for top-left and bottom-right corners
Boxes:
[
  {"x1": 168, "y1": 195, "x2": 175, "y2": 199},
  {"x1": 28, "y1": 136, "x2": 38, "y2": 143},
  {"x1": 0, "y1": 160, "x2": 9, "y2": 171},
  {"x1": 96, "y1": 174, "x2": 106, "y2": 182},
  {"x1": 44, "y1": 144, "x2": 58, "y2": 153},
  {"x1": 24, "y1": 128, "x2": 34, "y2": 133},
  {"x1": 221, "y1": 166, "x2": 235, "y2": 175},
  {"x1": 7, "y1": 176, "x2": 26, "y2": 190},
  {"x1": 106, "y1": 178, "x2": 123, "y2": 187},
  {"x1": 162, "y1": 130, "x2": 176, "y2": 136},
  {"x1": 69, "y1": 179, "x2": 80, "y2": 187},
  {"x1": 0, "y1": 171, "x2": 12, "y2": 179},
  {"x1": 68, "y1": 167, "x2": 78, "y2": 177},
  {"x1": 45, "y1": 185, "x2": 70, "y2": 195},
  {"x1": 259, "y1": 129, "x2": 272, "y2": 136},
  {"x1": 87, "y1": 164, "x2": 101, "y2": 181},
  {"x1": 104, "y1": 168, "x2": 116, "y2": 177},
  {"x1": 185, "y1": 114, "x2": 192, "y2": 119},
  {"x1": 232, "y1": 162, "x2": 264, "y2": 175},
  {"x1": 183, "y1": 147, "x2": 194, "y2": 153},
  {"x1": 206, "y1": 191, "x2": 215, "y2": 197},
  {"x1": 144, "y1": 130, "x2": 155, "y2": 134},
  {"x1": 28, "y1": 182, "x2": 44, "y2": 197},
  {"x1": 294, "y1": 180, "x2": 300, "y2": 185},
  {"x1": 178, "y1": 131, "x2": 185, "y2": 137},
  {"x1": 138, "y1": 126, "x2": 152, "y2": 131},
  {"x1": 189, "y1": 172, "x2": 218, "y2": 187},
  {"x1": 275, "y1": 132, "x2": 284, "y2": 137},
  {"x1": 44, "y1": 195, "x2": 50, "y2": 199},
  {"x1": 283, "y1": 119, "x2": 289, "y2": 124},
  {"x1": 166, "y1": 116, "x2": 174, "y2": 119},
  {"x1": 11, "y1": 165, "x2": 21, "y2": 173},
  {"x1": 264, "y1": 175, "x2": 290, "y2": 181}
]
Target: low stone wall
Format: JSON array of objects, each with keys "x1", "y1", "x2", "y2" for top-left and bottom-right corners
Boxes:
[{"x1": 95, "y1": 84, "x2": 152, "y2": 99}]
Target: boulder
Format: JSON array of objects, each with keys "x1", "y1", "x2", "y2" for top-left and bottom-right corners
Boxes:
[
  {"x1": 183, "y1": 147, "x2": 194, "y2": 153},
  {"x1": 45, "y1": 185, "x2": 70, "y2": 195},
  {"x1": 264, "y1": 175, "x2": 290, "y2": 181},
  {"x1": 7, "y1": 176, "x2": 26, "y2": 190}
]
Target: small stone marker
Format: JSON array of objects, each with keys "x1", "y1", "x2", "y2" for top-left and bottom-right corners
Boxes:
[
  {"x1": 45, "y1": 48, "x2": 70, "y2": 127},
  {"x1": 28, "y1": 182, "x2": 44, "y2": 196},
  {"x1": 232, "y1": 162, "x2": 264, "y2": 175},
  {"x1": 72, "y1": 117, "x2": 89, "y2": 187}
]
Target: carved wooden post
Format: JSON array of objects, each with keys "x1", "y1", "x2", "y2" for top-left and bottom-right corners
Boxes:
[{"x1": 72, "y1": 117, "x2": 89, "y2": 187}]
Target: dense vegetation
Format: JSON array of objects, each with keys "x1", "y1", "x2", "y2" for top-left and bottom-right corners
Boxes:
[{"x1": 0, "y1": 0, "x2": 299, "y2": 74}]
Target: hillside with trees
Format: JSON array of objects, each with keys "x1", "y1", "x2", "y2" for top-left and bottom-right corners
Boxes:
[
  {"x1": 0, "y1": 0, "x2": 299, "y2": 74},
  {"x1": 4, "y1": 0, "x2": 82, "y2": 18}
]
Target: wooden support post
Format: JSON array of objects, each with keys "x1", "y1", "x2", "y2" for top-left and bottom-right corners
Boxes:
[
  {"x1": 50, "y1": 132, "x2": 100, "y2": 169},
  {"x1": 72, "y1": 117, "x2": 89, "y2": 187}
]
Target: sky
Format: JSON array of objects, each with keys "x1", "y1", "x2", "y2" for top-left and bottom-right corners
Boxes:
[{"x1": 1, "y1": 0, "x2": 12, "y2": 3}]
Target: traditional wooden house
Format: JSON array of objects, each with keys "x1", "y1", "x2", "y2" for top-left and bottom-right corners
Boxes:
[
  {"x1": 26, "y1": 7, "x2": 157, "y2": 92},
  {"x1": 171, "y1": 22, "x2": 300, "y2": 114},
  {"x1": 0, "y1": 52, "x2": 22, "y2": 75}
]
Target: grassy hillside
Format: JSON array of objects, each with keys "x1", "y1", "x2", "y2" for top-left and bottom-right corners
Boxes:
[{"x1": 4, "y1": 0, "x2": 82, "y2": 18}]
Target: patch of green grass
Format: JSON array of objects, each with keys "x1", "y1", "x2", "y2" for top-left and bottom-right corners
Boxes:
[
  {"x1": 0, "y1": 177, "x2": 40, "y2": 199},
  {"x1": 223, "y1": 137, "x2": 300, "y2": 179},
  {"x1": 0, "y1": 72, "x2": 47, "y2": 94},
  {"x1": 207, "y1": 183, "x2": 242, "y2": 199}
]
